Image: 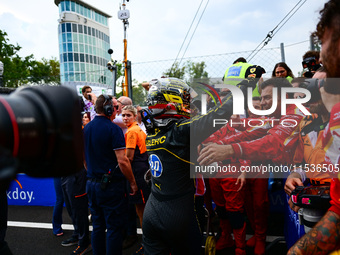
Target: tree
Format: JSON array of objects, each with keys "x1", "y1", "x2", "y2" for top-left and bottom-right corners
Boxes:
[
  {"x1": 163, "y1": 61, "x2": 209, "y2": 83},
  {"x1": 0, "y1": 29, "x2": 60, "y2": 87},
  {"x1": 163, "y1": 61, "x2": 186, "y2": 79},
  {"x1": 187, "y1": 61, "x2": 208, "y2": 79},
  {"x1": 28, "y1": 58, "x2": 60, "y2": 85},
  {"x1": 132, "y1": 82, "x2": 147, "y2": 106},
  {"x1": 115, "y1": 78, "x2": 148, "y2": 106}
]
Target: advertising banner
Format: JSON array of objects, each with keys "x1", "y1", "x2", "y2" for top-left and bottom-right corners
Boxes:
[{"x1": 7, "y1": 174, "x2": 55, "y2": 206}]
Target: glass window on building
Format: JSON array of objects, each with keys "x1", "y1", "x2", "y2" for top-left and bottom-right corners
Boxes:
[
  {"x1": 80, "y1": 53, "x2": 85, "y2": 62},
  {"x1": 79, "y1": 34, "x2": 84, "y2": 43},
  {"x1": 84, "y1": 35, "x2": 88, "y2": 44},
  {"x1": 75, "y1": 2, "x2": 79, "y2": 13},
  {"x1": 66, "y1": 23, "x2": 71, "y2": 32},
  {"x1": 69, "y1": 63, "x2": 74, "y2": 72},
  {"x1": 74, "y1": 63, "x2": 79, "y2": 72},
  {"x1": 67, "y1": 43, "x2": 72, "y2": 52},
  {"x1": 88, "y1": 26, "x2": 91, "y2": 36},
  {"x1": 65, "y1": 73, "x2": 69, "y2": 82},
  {"x1": 71, "y1": 1, "x2": 75, "y2": 12},
  {"x1": 84, "y1": 25, "x2": 87, "y2": 35},
  {"x1": 75, "y1": 73, "x2": 80, "y2": 81},
  {"x1": 74, "y1": 43, "x2": 78, "y2": 52},
  {"x1": 62, "y1": 23, "x2": 66, "y2": 33},
  {"x1": 65, "y1": 1, "x2": 70, "y2": 11},
  {"x1": 67, "y1": 33, "x2": 72, "y2": 42},
  {"x1": 78, "y1": 24, "x2": 83, "y2": 34},
  {"x1": 74, "y1": 53, "x2": 79, "y2": 62},
  {"x1": 63, "y1": 43, "x2": 67, "y2": 53},
  {"x1": 85, "y1": 44, "x2": 89, "y2": 54},
  {"x1": 73, "y1": 33, "x2": 78, "y2": 43},
  {"x1": 68, "y1": 53, "x2": 73, "y2": 62},
  {"x1": 64, "y1": 62, "x2": 68, "y2": 72},
  {"x1": 79, "y1": 43, "x2": 84, "y2": 53},
  {"x1": 62, "y1": 33, "x2": 66, "y2": 43},
  {"x1": 81, "y1": 73, "x2": 86, "y2": 82},
  {"x1": 69, "y1": 72, "x2": 74, "y2": 82},
  {"x1": 72, "y1": 23, "x2": 77, "y2": 33}
]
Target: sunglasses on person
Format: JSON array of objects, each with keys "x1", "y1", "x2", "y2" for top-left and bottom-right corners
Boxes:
[
  {"x1": 113, "y1": 105, "x2": 119, "y2": 110},
  {"x1": 275, "y1": 70, "x2": 286, "y2": 74}
]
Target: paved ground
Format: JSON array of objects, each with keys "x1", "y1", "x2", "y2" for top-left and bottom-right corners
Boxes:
[{"x1": 5, "y1": 205, "x2": 288, "y2": 255}]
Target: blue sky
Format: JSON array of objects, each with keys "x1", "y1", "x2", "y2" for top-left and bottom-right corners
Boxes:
[{"x1": 0, "y1": 0, "x2": 326, "y2": 78}]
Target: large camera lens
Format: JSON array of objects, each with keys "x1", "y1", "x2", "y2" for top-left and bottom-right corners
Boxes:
[{"x1": 0, "y1": 86, "x2": 83, "y2": 177}]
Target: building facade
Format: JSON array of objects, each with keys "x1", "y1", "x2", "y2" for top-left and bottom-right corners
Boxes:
[{"x1": 54, "y1": 0, "x2": 113, "y2": 94}]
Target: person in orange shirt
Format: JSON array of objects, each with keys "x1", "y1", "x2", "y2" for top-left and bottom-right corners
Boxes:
[{"x1": 122, "y1": 105, "x2": 151, "y2": 254}]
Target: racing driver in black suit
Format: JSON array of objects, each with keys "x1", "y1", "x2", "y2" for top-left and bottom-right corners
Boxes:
[{"x1": 141, "y1": 73, "x2": 263, "y2": 255}]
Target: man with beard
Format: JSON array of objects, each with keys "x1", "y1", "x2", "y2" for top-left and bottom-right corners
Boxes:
[
  {"x1": 287, "y1": 0, "x2": 340, "y2": 253},
  {"x1": 284, "y1": 68, "x2": 331, "y2": 212},
  {"x1": 197, "y1": 77, "x2": 305, "y2": 170}
]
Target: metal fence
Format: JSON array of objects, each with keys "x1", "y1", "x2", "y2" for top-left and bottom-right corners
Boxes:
[
  {"x1": 131, "y1": 46, "x2": 282, "y2": 83},
  {"x1": 129, "y1": 39, "x2": 312, "y2": 84}
]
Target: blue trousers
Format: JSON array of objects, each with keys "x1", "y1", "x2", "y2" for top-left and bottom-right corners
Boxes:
[
  {"x1": 61, "y1": 169, "x2": 90, "y2": 247},
  {"x1": 52, "y1": 177, "x2": 64, "y2": 235},
  {"x1": 86, "y1": 179, "x2": 128, "y2": 255}
]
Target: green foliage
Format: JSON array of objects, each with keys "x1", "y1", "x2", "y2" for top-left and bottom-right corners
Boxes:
[
  {"x1": 114, "y1": 79, "x2": 147, "y2": 106},
  {"x1": 132, "y1": 83, "x2": 147, "y2": 106},
  {"x1": 163, "y1": 60, "x2": 209, "y2": 83},
  {"x1": 163, "y1": 61, "x2": 186, "y2": 79},
  {"x1": 0, "y1": 29, "x2": 60, "y2": 87},
  {"x1": 186, "y1": 61, "x2": 208, "y2": 79}
]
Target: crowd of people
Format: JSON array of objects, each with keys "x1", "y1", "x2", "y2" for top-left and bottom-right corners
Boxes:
[
  {"x1": 1, "y1": 1, "x2": 340, "y2": 255},
  {"x1": 54, "y1": 1, "x2": 340, "y2": 254}
]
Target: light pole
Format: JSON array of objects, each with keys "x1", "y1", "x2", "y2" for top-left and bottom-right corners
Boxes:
[
  {"x1": 0, "y1": 61, "x2": 3, "y2": 87},
  {"x1": 118, "y1": 0, "x2": 131, "y2": 97}
]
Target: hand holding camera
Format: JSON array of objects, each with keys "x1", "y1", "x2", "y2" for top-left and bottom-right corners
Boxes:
[{"x1": 87, "y1": 92, "x2": 96, "y2": 103}]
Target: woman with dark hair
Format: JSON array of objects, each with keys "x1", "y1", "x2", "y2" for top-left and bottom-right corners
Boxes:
[
  {"x1": 271, "y1": 62, "x2": 294, "y2": 82},
  {"x1": 82, "y1": 112, "x2": 91, "y2": 129}
]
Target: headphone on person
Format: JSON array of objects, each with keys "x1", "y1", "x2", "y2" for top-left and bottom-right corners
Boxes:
[{"x1": 103, "y1": 94, "x2": 114, "y2": 116}]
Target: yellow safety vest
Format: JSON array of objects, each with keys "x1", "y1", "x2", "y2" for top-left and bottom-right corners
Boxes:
[{"x1": 223, "y1": 62, "x2": 253, "y2": 86}]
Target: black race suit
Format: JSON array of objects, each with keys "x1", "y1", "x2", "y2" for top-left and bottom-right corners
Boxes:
[{"x1": 142, "y1": 79, "x2": 256, "y2": 255}]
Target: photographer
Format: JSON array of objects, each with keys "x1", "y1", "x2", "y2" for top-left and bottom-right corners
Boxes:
[
  {"x1": 83, "y1": 94, "x2": 137, "y2": 255},
  {"x1": 287, "y1": 0, "x2": 340, "y2": 254},
  {"x1": 81, "y1": 85, "x2": 97, "y2": 120},
  {"x1": 302, "y1": 51, "x2": 322, "y2": 78}
]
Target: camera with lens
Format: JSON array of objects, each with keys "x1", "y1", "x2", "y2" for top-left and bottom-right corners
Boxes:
[
  {"x1": 302, "y1": 57, "x2": 322, "y2": 78},
  {"x1": 298, "y1": 78, "x2": 325, "y2": 103},
  {"x1": 0, "y1": 85, "x2": 84, "y2": 191},
  {"x1": 291, "y1": 185, "x2": 330, "y2": 233}
]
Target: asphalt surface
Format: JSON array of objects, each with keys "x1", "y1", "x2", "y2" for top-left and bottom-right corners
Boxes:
[{"x1": 5, "y1": 205, "x2": 288, "y2": 255}]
